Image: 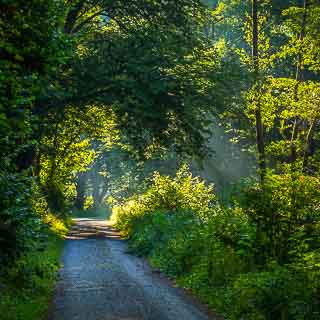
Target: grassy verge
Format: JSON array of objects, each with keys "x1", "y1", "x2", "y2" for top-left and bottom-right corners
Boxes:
[{"x1": 0, "y1": 217, "x2": 68, "y2": 320}]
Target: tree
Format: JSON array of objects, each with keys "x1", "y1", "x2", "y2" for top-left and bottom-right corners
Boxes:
[{"x1": 252, "y1": 0, "x2": 266, "y2": 182}]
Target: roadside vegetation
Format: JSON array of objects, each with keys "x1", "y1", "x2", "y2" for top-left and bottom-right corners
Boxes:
[
  {"x1": 113, "y1": 166, "x2": 320, "y2": 320},
  {"x1": 0, "y1": 206, "x2": 69, "y2": 320}
]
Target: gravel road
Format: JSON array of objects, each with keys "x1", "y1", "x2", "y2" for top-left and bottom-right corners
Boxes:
[{"x1": 49, "y1": 218, "x2": 216, "y2": 320}]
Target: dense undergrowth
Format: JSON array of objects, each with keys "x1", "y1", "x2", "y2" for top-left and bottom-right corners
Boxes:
[
  {"x1": 0, "y1": 175, "x2": 70, "y2": 320},
  {"x1": 112, "y1": 166, "x2": 320, "y2": 320},
  {"x1": 0, "y1": 232, "x2": 65, "y2": 320}
]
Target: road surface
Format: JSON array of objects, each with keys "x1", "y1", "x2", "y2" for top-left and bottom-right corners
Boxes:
[{"x1": 49, "y1": 218, "x2": 216, "y2": 320}]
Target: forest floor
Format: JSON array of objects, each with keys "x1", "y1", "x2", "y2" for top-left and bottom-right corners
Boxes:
[{"x1": 48, "y1": 218, "x2": 216, "y2": 320}]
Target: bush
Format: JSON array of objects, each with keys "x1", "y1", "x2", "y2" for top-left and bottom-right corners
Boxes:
[
  {"x1": 112, "y1": 168, "x2": 320, "y2": 320},
  {"x1": 0, "y1": 171, "x2": 69, "y2": 320},
  {"x1": 241, "y1": 172, "x2": 320, "y2": 264},
  {"x1": 0, "y1": 231, "x2": 65, "y2": 320},
  {"x1": 144, "y1": 211, "x2": 204, "y2": 277},
  {"x1": 230, "y1": 264, "x2": 320, "y2": 320},
  {"x1": 112, "y1": 165, "x2": 215, "y2": 237},
  {"x1": 0, "y1": 172, "x2": 42, "y2": 266}
]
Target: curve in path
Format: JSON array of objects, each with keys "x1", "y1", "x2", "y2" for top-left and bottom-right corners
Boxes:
[{"x1": 49, "y1": 218, "x2": 217, "y2": 320}]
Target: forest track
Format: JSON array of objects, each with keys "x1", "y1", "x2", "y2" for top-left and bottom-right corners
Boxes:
[{"x1": 48, "y1": 218, "x2": 217, "y2": 320}]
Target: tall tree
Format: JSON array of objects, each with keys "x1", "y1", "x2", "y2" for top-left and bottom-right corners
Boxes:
[{"x1": 252, "y1": 0, "x2": 266, "y2": 182}]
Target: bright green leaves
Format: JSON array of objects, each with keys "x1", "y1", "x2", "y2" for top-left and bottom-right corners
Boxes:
[
  {"x1": 245, "y1": 76, "x2": 320, "y2": 165},
  {"x1": 112, "y1": 165, "x2": 216, "y2": 237},
  {"x1": 38, "y1": 104, "x2": 119, "y2": 210},
  {"x1": 217, "y1": 0, "x2": 320, "y2": 172},
  {"x1": 273, "y1": 3, "x2": 320, "y2": 74}
]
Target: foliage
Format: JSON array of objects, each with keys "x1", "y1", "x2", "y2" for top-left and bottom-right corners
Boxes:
[
  {"x1": 63, "y1": 0, "x2": 219, "y2": 158},
  {"x1": 0, "y1": 231, "x2": 66, "y2": 320},
  {"x1": 112, "y1": 165, "x2": 215, "y2": 237},
  {"x1": 0, "y1": 172, "x2": 68, "y2": 319},
  {"x1": 39, "y1": 105, "x2": 118, "y2": 212},
  {"x1": 229, "y1": 265, "x2": 320, "y2": 320},
  {"x1": 0, "y1": 168, "x2": 68, "y2": 320},
  {"x1": 241, "y1": 171, "x2": 320, "y2": 264},
  {"x1": 114, "y1": 168, "x2": 320, "y2": 320},
  {"x1": 0, "y1": 172, "x2": 42, "y2": 265},
  {"x1": 1, "y1": 0, "x2": 320, "y2": 319}
]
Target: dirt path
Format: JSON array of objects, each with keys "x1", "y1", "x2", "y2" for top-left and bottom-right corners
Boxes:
[{"x1": 49, "y1": 218, "x2": 216, "y2": 320}]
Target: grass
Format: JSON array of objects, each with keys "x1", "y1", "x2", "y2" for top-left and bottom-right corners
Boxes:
[{"x1": 0, "y1": 229, "x2": 66, "y2": 320}]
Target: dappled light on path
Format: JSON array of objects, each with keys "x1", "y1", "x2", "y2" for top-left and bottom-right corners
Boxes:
[{"x1": 66, "y1": 219, "x2": 121, "y2": 240}]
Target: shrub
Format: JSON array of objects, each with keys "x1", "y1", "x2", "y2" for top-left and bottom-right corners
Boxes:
[
  {"x1": 230, "y1": 264, "x2": 320, "y2": 320},
  {"x1": 241, "y1": 172, "x2": 320, "y2": 264},
  {"x1": 112, "y1": 167, "x2": 320, "y2": 320},
  {"x1": 0, "y1": 231, "x2": 65, "y2": 320},
  {"x1": 0, "y1": 171, "x2": 69, "y2": 320},
  {"x1": 0, "y1": 172, "x2": 42, "y2": 266},
  {"x1": 146, "y1": 211, "x2": 205, "y2": 277},
  {"x1": 112, "y1": 165, "x2": 216, "y2": 237}
]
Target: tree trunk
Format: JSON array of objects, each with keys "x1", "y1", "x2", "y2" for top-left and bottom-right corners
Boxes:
[
  {"x1": 64, "y1": 0, "x2": 86, "y2": 34},
  {"x1": 75, "y1": 172, "x2": 87, "y2": 210},
  {"x1": 92, "y1": 182, "x2": 101, "y2": 210},
  {"x1": 302, "y1": 118, "x2": 317, "y2": 172},
  {"x1": 92, "y1": 177, "x2": 108, "y2": 210},
  {"x1": 252, "y1": 0, "x2": 266, "y2": 182},
  {"x1": 289, "y1": 0, "x2": 308, "y2": 164}
]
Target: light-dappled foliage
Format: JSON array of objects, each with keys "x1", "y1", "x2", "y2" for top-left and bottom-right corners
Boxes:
[{"x1": 113, "y1": 167, "x2": 320, "y2": 319}]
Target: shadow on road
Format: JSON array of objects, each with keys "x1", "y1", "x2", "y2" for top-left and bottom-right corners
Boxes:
[{"x1": 66, "y1": 219, "x2": 121, "y2": 240}]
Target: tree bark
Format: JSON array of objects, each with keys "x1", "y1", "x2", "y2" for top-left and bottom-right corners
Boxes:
[
  {"x1": 252, "y1": 0, "x2": 266, "y2": 182},
  {"x1": 289, "y1": 0, "x2": 308, "y2": 164},
  {"x1": 64, "y1": 0, "x2": 86, "y2": 34},
  {"x1": 302, "y1": 118, "x2": 317, "y2": 172},
  {"x1": 91, "y1": 171, "x2": 108, "y2": 210},
  {"x1": 15, "y1": 142, "x2": 37, "y2": 173},
  {"x1": 75, "y1": 172, "x2": 87, "y2": 210}
]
